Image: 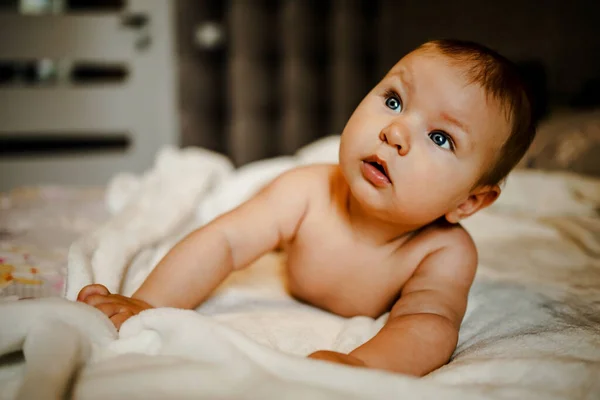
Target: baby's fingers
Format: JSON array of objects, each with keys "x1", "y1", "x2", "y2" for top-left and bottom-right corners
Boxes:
[
  {"x1": 82, "y1": 293, "x2": 121, "y2": 307},
  {"x1": 77, "y1": 284, "x2": 110, "y2": 302},
  {"x1": 95, "y1": 302, "x2": 126, "y2": 319},
  {"x1": 111, "y1": 310, "x2": 134, "y2": 330}
]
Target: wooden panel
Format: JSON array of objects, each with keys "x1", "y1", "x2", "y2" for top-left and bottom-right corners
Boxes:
[
  {"x1": 0, "y1": 15, "x2": 136, "y2": 60},
  {"x1": 0, "y1": 88, "x2": 131, "y2": 132}
]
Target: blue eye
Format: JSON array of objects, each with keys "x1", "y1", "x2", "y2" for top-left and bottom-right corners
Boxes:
[
  {"x1": 429, "y1": 131, "x2": 454, "y2": 150},
  {"x1": 384, "y1": 91, "x2": 402, "y2": 113}
]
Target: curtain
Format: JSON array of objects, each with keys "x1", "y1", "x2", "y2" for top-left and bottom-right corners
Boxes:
[{"x1": 178, "y1": 0, "x2": 381, "y2": 166}]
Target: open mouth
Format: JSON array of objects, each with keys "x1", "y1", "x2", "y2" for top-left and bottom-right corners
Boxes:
[
  {"x1": 370, "y1": 161, "x2": 387, "y2": 177},
  {"x1": 363, "y1": 156, "x2": 389, "y2": 178},
  {"x1": 361, "y1": 155, "x2": 391, "y2": 186}
]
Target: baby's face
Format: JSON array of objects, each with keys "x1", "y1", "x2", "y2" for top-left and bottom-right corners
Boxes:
[{"x1": 339, "y1": 48, "x2": 510, "y2": 227}]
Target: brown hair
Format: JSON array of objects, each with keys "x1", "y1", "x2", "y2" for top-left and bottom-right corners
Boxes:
[{"x1": 421, "y1": 39, "x2": 537, "y2": 186}]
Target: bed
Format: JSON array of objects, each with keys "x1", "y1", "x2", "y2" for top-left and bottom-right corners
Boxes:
[
  {"x1": 1, "y1": 113, "x2": 600, "y2": 399},
  {"x1": 0, "y1": 186, "x2": 107, "y2": 300}
]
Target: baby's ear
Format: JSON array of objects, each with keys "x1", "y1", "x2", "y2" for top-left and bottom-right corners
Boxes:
[{"x1": 445, "y1": 185, "x2": 500, "y2": 223}]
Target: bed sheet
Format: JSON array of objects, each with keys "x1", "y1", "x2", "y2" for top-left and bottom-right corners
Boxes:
[{"x1": 0, "y1": 186, "x2": 108, "y2": 300}]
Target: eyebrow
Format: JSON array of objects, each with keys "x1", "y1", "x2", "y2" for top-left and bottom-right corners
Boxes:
[
  {"x1": 390, "y1": 68, "x2": 412, "y2": 93},
  {"x1": 440, "y1": 112, "x2": 470, "y2": 137},
  {"x1": 440, "y1": 112, "x2": 472, "y2": 152}
]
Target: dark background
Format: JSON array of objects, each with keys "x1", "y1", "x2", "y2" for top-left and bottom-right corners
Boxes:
[{"x1": 176, "y1": 0, "x2": 600, "y2": 164}]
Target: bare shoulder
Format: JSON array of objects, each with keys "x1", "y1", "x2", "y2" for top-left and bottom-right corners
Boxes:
[
  {"x1": 266, "y1": 163, "x2": 338, "y2": 207},
  {"x1": 418, "y1": 221, "x2": 477, "y2": 263},
  {"x1": 217, "y1": 164, "x2": 337, "y2": 256},
  {"x1": 269, "y1": 163, "x2": 336, "y2": 190},
  {"x1": 259, "y1": 164, "x2": 337, "y2": 233},
  {"x1": 402, "y1": 221, "x2": 478, "y2": 291}
]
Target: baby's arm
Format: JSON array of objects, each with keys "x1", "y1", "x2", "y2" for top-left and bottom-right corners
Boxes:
[
  {"x1": 350, "y1": 228, "x2": 477, "y2": 376},
  {"x1": 78, "y1": 168, "x2": 311, "y2": 327},
  {"x1": 311, "y1": 227, "x2": 477, "y2": 376}
]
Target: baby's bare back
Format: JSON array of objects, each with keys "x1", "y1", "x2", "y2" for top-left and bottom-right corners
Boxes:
[{"x1": 281, "y1": 165, "x2": 453, "y2": 318}]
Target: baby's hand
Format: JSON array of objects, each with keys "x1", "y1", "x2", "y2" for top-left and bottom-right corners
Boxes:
[
  {"x1": 308, "y1": 350, "x2": 366, "y2": 368},
  {"x1": 77, "y1": 284, "x2": 153, "y2": 329}
]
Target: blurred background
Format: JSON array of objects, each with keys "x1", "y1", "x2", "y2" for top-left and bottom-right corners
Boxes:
[{"x1": 0, "y1": 0, "x2": 598, "y2": 191}]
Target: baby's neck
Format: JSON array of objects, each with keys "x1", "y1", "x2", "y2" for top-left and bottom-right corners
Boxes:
[
  {"x1": 345, "y1": 193, "x2": 418, "y2": 246},
  {"x1": 332, "y1": 169, "x2": 422, "y2": 246}
]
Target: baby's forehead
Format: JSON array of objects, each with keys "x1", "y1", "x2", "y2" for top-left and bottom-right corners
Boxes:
[
  {"x1": 391, "y1": 47, "x2": 472, "y2": 78},
  {"x1": 390, "y1": 49, "x2": 504, "y2": 110}
]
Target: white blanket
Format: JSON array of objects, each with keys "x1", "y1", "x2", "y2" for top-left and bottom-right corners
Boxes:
[{"x1": 2, "y1": 136, "x2": 600, "y2": 400}]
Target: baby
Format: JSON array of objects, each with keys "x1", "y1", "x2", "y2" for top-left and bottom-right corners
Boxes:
[{"x1": 78, "y1": 39, "x2": 536, "y2": 377}]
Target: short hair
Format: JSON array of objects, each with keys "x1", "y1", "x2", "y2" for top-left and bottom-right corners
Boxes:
[{"x1": 420, "y1": 39, "x2": 537, "y2": 186}]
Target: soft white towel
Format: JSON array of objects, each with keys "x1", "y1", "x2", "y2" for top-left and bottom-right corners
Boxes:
[{"x1": 64, "y1": 146, "x2": 234, "y2": 299}]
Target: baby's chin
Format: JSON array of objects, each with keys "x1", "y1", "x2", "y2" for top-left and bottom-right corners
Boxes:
[
  {"x1": 354, "y1": 189, "x2": 450, "y2": 226},
  {"x1": 350, "y1": 186, "x2": 402, "y2": 219}
]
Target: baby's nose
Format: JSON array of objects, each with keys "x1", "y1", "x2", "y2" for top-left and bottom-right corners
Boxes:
[{"x1": 379, "y1": 125, "x2": 410, "y2": 156}]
